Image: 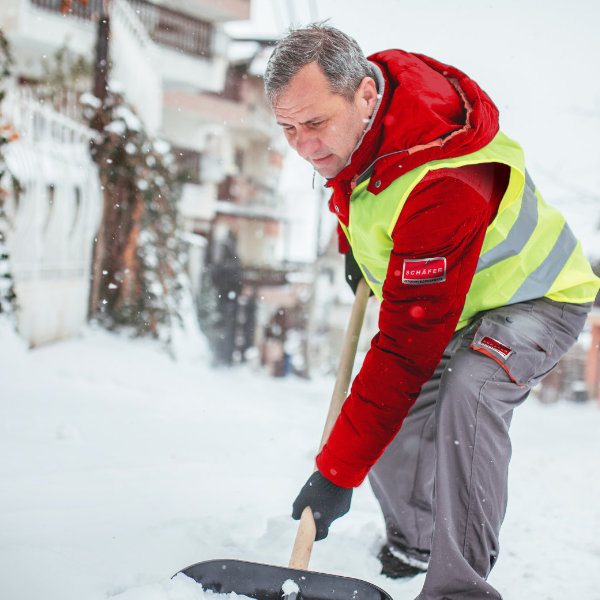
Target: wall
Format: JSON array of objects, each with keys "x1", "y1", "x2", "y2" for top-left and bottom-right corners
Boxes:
[{"x1": 109, "y1": 0, "x2": 163, "y2": 135}]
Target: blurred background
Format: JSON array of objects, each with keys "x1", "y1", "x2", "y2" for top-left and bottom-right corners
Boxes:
[{"x1": 1, "y1": 0, "x2": 599, "y2": 403}]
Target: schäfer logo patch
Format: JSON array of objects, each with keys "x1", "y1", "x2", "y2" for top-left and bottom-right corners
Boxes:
[
  {"x1": 402, "y1": 257, "x2": 446, "y2": 285},
  {"x1": 480, "y1": 336, "x2": 513, "y2": 359}
]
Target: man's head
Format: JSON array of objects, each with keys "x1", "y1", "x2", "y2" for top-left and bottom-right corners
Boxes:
[{"x1": 265, "y1": 24, "x2": 378, "y2": 179}]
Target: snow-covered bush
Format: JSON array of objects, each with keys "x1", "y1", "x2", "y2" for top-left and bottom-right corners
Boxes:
[{"x1": 83, "y1": 86, "x2": 190, "y2": 347}]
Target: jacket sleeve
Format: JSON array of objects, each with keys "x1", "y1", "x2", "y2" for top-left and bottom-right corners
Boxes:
[{"x1": 316, "y1": 174, "x2": 496, "y2": 488}]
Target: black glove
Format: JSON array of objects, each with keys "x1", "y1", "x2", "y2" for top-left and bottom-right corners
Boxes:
[{"x1": 292, "y1": 471, "x2": 353, "y2": 541}]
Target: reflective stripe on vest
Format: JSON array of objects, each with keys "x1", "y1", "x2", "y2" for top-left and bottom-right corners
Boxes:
[
  {"x1": 474, "y1": 169, "x2": 579, "y2": 305},
  {"x1": 475, "y1": 171, "x2": 539, "y2": 274},
  {"x1": 340, "y1": 131, "x2": 599, "y2": 330}
]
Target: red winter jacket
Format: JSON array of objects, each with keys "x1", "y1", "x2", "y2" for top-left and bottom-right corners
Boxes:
[{"x1": 315, "y1": 50, "x2": 510, "y2": 488}]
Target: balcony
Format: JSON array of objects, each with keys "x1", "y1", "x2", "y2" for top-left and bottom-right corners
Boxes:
[
  {"x1": 30, "y1": 0, "x2": 215, "y2": 58},
  {"x1": 16, "y1": 82, "x2": 87, "y2": 125},
  {"x1": 15, "y1": 0, "x2": 228, "y2": 127},
  {"x1": 30, "y1": 0, "x2": 101, "y2": 20},
  {"x1": 158, "y1": 0, "x2": 250, "y2": 23},
  {"x1": 127, "y1": 0, "x2": 214, "y2": 58},
  {"x1": 217, "y1": 175, "x2": 278, "y2": 210}
]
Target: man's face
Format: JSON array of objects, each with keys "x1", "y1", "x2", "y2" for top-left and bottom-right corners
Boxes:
[{"x1": 272, "y1": 62, "x2": 378, "y2": 179}]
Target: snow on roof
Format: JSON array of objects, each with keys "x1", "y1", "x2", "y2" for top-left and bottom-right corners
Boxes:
[
  {"x1": 248, "y1": 46, "x2": 274, "y2": 77},
  {"x1": 227, "y1": 40, "x2": 261, "y2": 63},
  {"x1": 226, "y1": 41, "x2": 273, "y2": 78}
]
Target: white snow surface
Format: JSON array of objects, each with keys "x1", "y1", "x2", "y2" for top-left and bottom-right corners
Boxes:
[{"x1": 1, "y1": 323, "x2": 600, "y2": 600}]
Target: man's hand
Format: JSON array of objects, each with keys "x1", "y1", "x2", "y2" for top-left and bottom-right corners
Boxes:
[{"x1": 292, "y1": 471, "x2": 353, "y2": 540}]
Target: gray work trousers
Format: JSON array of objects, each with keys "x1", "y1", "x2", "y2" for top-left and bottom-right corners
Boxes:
[{"x1": 368, "y1": 298, "x2": 590, "y2": 600}]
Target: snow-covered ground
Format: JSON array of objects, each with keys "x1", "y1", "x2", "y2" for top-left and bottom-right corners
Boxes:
[{"x1": 1, "y1": 323, "x2": 599, "y2": 600}]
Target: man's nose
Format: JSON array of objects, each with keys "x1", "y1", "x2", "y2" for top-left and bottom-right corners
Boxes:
[{"x1": 295, "y1": 129, "x2": 319, "y2": 159}]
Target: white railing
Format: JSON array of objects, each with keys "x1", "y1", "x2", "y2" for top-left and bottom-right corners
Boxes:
[
  {"x1": 6, "y1": 86, "x2": 93, "y2": 148},
  {"x1": 2, "y1": 86, "x2": 103, "y2": 346},
  {"x1": 111, "y1": 0, "x2": 154, "y2": 53}
]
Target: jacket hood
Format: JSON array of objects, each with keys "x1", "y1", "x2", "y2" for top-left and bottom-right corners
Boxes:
[{"x1": 328, "y1": 49, "x2": 500, "y2": 223}]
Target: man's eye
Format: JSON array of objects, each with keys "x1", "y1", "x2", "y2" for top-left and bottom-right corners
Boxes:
[{"x1": 309, "y1": 121, "x2": 324, "y2": 128}]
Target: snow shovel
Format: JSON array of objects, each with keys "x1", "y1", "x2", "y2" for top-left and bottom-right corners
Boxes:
[{"x1": 177, "y1": 278, "x2": 392, "y2": 599}]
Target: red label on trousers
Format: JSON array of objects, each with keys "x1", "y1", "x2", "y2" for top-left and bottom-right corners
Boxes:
[{"x1": 480, "y1": 336, "x2": 513, "y2": 359}]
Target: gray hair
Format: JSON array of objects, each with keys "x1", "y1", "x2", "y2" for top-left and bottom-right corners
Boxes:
[{"x1": 264, "y1": 23, "x2": 376, "y2": 104}]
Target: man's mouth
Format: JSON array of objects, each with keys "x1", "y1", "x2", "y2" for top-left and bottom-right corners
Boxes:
[{"x1": 311, "y1": 154, "x2": 333, "y2": 166}]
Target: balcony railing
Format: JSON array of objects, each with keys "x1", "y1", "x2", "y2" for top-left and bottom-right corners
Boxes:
[
  {"x1": 127, "y1": 0, "x2": 214, "y2": 58},
  {"x1": 218, "y1": 175, "x2": 278, "y2": 212},
  {"x1": 31, "y1": 0, "x2": 103, "y2": 20},
  {"x1": 30, "y1": 0, "x2": 214, "y2": 58},
  {"x1": 17, "y1": 81, "x2": 88, "y2": 125}
]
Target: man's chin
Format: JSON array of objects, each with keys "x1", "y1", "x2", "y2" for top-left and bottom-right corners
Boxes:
[{"x1": 311, "y1": 159, "x2": 342, "y2": 179}]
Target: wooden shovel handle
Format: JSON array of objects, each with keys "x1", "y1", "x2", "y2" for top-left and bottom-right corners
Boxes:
[{"x1": 288, "y1": 278, "x2": 371, "y2": 570}]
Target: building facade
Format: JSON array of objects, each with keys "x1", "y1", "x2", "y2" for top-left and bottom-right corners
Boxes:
[{"x1": 1, "y1": 0, "x2": 297, "y2": 361}]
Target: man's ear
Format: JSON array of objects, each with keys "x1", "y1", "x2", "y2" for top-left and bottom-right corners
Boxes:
[{"x1": 356, "y1": 76, "x2": 378, "y2": 115}]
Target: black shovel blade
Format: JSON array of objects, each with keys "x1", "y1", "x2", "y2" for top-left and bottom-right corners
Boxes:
[{"x1": 177, "y1": 558, "x2": 393, "y2": 600}]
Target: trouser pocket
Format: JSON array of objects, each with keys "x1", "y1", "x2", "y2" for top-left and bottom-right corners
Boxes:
[{"x1": 470, "y1": 308, "x2": 555, "y2": 387}]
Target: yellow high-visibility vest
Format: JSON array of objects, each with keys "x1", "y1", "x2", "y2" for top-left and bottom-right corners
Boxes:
[{"x1": 340, "y1": 131, "x2": 599, "y2": 330}]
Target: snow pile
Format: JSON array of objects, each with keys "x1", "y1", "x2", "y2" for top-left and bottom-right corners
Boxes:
[
  {"x1": 1, "y1": 328, "x2": 599, "y2": 600},
  {"x1": 109, "y1": 573, "x2": 253, "y2": 599},
  {"x1": 0, "y1": 317, "x2": 27, "y2": 354}
]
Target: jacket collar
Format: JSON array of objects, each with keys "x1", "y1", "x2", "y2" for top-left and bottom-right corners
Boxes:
[{"x1": 327, "y1": 49, "x2": 500, "y2": 226}]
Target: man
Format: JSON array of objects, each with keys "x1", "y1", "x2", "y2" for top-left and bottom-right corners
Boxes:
[{"x1": 265, "y1": 24, "x2": 599, "y2": 600}]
